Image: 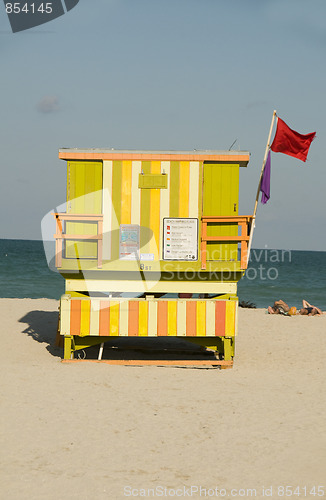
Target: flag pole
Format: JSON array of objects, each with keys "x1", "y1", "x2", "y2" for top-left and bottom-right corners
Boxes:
[{"x1": 246, "y1": 110, "x2": 277, "y2": 265}]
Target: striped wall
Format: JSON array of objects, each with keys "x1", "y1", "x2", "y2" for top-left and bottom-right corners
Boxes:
[
  {"x1": 102, "y1": 160, "x2": 200, "y2": 261},
  {"x1": 60, "y1": 296, "x2": 238, "y2": 338}
]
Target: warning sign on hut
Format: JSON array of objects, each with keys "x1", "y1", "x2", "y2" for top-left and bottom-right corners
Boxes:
[{"x1": 163, "y1": 218, "x2": 198, "y2": 261}]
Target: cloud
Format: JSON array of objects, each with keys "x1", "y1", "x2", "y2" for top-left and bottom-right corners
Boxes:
[
  {"x1": 246, "y1": 100, "x2": 269, "y2": 110},
  {"x1": 36, "y1": 96, "x2": 60, "y2": 114}
]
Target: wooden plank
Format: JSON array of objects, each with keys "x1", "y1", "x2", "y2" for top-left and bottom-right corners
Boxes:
[
  {"x1": 188, "y1": 161, "x2": 199, "y2": 218},
  {"x1": 179, "y1": 161, "x2": 190, "y2": 217},
  {"x1": 196, "y1": 301, "x2": 206, "y2": 336},
  {"x1": 54, "y1": 214, "x2": 103, "y2": 220},
  {"x1": 167, "y1": 301, "x2": 177, "y2": 336},
  {"x1": 62, "y1": 359, "x2": 233, "y2": 367},
  {"x1": 70, "y1": 300, "x2": 81, "y2": 335},
  {"x1": 150, "y1": 161, "x2": 161, "y2": 259},
  {"x1": 99, "y1": 301, "x2": 110, "y2": 336},
  {"x1": 177, "y1": 300, "x2": 187, "y2": 336},
  {"x1": 90, "y1": 300, "x2": 100, "y2": 336},
  {"x1": 169, "y1": 161, "x2": 180, "y2": 217},
  {"x1": 138, "y1": 301, "x2": 148, "y2": 336},
  {"x1": 186, "y1": 301, "x2": 196, "y2": 336},
  {"x1": 201, "y1": 220, "x2": 207, "y2": 270},
  {"x1": 60, "y1": 295, "x2": 71, "y2": 335},
  {"x1": 157, "y1": 301, "x2": 168, "y2": 336},
  {"x1": 128, "y1": 301, "x2": 139, "y2": 336},
  {"x1": 204, "y1": 235, "x2": 249, "y2": 241},
  {"x1": 131, "y1": 161, "x2": 141, "y2": 226},
  {"x1": 225, "y1": 301, "x2": 236, "y2": 336},
  {"x1": 121, "y1": 160, "x2": 132, "y2": 224},
  {"x1": 140, "y1": 161, "x2": 151, "y2": 253},
  {"x1": 54, "y1": 234, "x2": 102, "y2": 240},
  {"x1": 215, "y1": 301, "x2": 226, "y2": 336},
  {"x1": 102, "y1": 160, "x2": 113, "y2": 261},
  {"x1": 202, "y1": 216, "x2": 252, "y2": 221},
  {"x1": 80, "y1": 300, "x2": 91, "y2": 336},
  {"x1": 148, "y1": 300, "x2": 158, "y2": 336},
  {"x1": 109, "y1": 301, "x2": 120, "y2": 336},
  {"x1": 111, "y1": 160, "x2": 122, "y2": 261},
  {"x1": 206, "y1": 301, "x2": 215, "y2": 336}
]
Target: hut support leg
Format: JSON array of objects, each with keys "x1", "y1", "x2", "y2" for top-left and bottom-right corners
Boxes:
[
  {"x1": 223, "y1": 337, "x2": 233, "y2": 361},
  {"x1": 64, "y1": 336, "x2": 74, "y2": 360}
]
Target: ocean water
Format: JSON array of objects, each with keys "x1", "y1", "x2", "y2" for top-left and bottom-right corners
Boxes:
[{"x1": 0, "y1": 239, "x2": 325, "y2": 310}]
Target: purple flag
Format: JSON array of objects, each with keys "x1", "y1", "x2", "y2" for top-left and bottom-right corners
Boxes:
[{"x1": 260, "y1": 150, "x2": 271, "y2": 204}]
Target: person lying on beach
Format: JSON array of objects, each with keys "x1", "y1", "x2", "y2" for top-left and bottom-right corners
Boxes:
[
  {"x1": 299, "y1": 300, "x2": 323, "y2": 316},
  {"x1": 268, "y1": 300, "x2": 323, "y2": 316}
]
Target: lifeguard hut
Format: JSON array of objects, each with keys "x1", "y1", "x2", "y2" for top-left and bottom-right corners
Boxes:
[{"x1": 54, "y1": 149, "x2": 252, "y2": 366}]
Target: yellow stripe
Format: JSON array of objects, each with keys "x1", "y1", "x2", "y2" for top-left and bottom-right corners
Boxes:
[
  {"x1": 148, "y1": 300, "x2": 158, "y2": 337},
  {"x1": 150, "y1": 161, "x2": 161, "y2": 259},
  {"x1": 167, "y1": 301, "x2": 177, "y2": 336},
  {"x1": 177, "y1": 300, "x2": 187, "y2": 336},
  {"x1": 119, "y1": 301, "x2": 129, "y2": 337},
  {"x1": 80, "y1": 300, "x2": 91, "y2": 336},
  {"x1": 159, "y1": 161, "x2": 170, "y2": 260},
  {"x1": 121, "y1": 160, "x2": 132, "y2": 224},
  {"x1": 234, "y1": 300, "x2": 238, "y2": 336},
  {"x1": 90, "y1": 300, "x2": 100, "y2": 336},
  {"x1": 131, "y1": 161, "x2": 141, "y2": 226},
  {"x1": 196, "y1": 301, "x2": 206, "y2": 336},
  {"x1": 151, "y1": 161, "x2": 161, "y2": 174},
  {"x1": 60, "y1": 295, "x2": 71, "y2": 335},
  {"x1": 138, "y1": 301, "x2": 148, "y2": 336},
  {"x1": 206, "y1": 301, "x2": 215, "y2": 336},
  {"x1": 102, "y1": 161, "x2": 113, "y2": 260},
  {"x1": 109, "y1": 301, "x2": 120, "y2": 336},
  {"x1": 225, "y1": 301, "x2": 235, "y2": 336},
  {"x1": 188, "y1": 161, "x2": 199, "y2": 218},
  {"x1": 179, "y1": 161, "x2": 190, "y2": 217}
]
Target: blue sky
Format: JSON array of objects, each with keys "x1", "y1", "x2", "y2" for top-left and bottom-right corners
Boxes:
[{"x1": 1, "y1": 0, "x2": 325, "y2": 250}]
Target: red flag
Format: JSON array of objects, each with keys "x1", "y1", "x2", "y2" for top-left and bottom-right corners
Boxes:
[{"x1": 270, "y1": 117, "x2": 316, "y2": 162}]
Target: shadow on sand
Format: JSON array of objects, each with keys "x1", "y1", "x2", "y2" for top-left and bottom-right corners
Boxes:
[
  {"x1": 17, "y1": 310, "x2": 222, "y2": 368},
  {"x1": 18, "y1": 310, "x2": 62, "y2": 358}
]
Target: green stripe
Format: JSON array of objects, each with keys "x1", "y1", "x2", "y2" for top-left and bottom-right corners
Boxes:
[
  {"x1": 169, "y1": 161, "x2": 180, "y2": 217},
  {"x1": 140, "y1": 161, "x2": 151, "y2": 249}
]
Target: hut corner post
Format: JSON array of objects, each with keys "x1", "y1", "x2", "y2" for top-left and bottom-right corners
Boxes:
[{"x1": 246, "y1": 110, "x2": 277, "y2": 265}]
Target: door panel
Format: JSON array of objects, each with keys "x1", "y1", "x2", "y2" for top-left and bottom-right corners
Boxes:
[
  {"x1": 66, "y1": 161, "x2": 103, "y2": 259},
  {"x1": 203, "y1": 163, "x2": 239, "y2": 261}
]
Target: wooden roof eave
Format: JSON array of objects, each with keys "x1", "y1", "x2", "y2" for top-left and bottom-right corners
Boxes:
[{"x1": 58, "y1": 149, "x2": 250, "y2": 166}]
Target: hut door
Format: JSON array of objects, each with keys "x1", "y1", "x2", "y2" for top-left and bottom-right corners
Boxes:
[
  {"x1": 202, "y1": 163, "x2": 239, "y2": 261},
  {"x1": 66, "y1": 161, "x2": 103, "y2": 259}
]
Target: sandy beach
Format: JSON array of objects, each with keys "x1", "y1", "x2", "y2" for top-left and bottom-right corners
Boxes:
[{"x1": 1, "y1": 298, "x2": 325, "y2": 499}]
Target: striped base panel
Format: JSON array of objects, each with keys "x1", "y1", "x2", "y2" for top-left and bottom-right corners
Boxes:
[{"x1": 60, "y1": 296, "x2": 238, "y2": 338}]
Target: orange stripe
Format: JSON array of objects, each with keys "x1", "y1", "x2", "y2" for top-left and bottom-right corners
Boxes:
[
  {"x1": 99, "y1": 301, "x2": 110, "y2": 336},
  {"x1": 70, "y1": 300, "x2": 81, "y2": 335},
  {"x1": 186, "y1": 301, "x2": 196, "y2": 336},
  {"x1": 128, "y1": 301, "x2": 139, "y2": 336},
  {"x1": 215, "y1": 301, "x2": 226, "y2": 336},
  {"x1": 157, "y1": 301, "x2": 168, "y2": 336}
]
